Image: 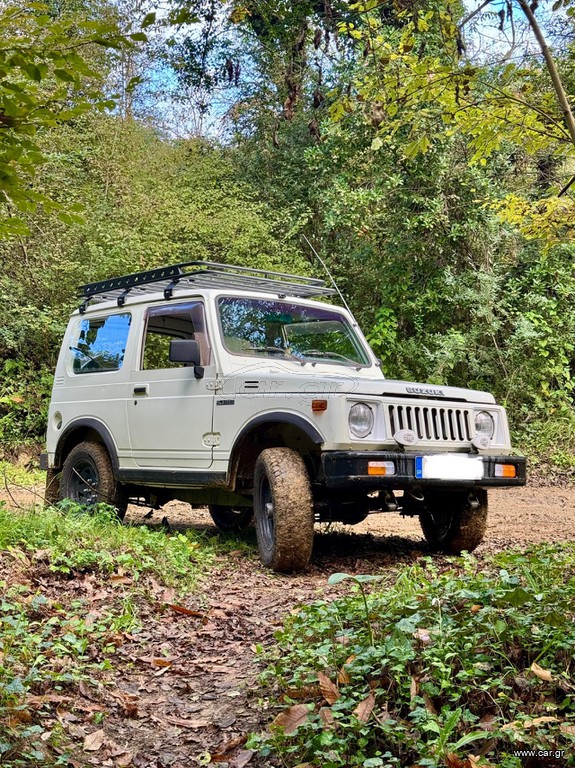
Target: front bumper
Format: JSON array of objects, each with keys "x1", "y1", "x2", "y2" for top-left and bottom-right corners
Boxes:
[{"x1": 322, "y1": 451, "x2": 526, "y2": 489}]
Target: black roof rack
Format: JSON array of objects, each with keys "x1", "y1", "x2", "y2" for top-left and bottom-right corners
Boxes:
[{"x1": 78, "y1": 261, "x2": 336, "y2": 312}]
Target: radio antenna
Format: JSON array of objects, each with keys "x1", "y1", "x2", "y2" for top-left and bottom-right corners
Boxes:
[{"x1": 302, "y1": 234, "x2": 354, "y2": 317}]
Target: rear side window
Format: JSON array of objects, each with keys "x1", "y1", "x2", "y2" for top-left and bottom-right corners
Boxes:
[{"x1": 70, "y1": 313, "x2": 131, "y2": 374}]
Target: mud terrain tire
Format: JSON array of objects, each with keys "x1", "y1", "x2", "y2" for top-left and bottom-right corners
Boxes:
[
  {"x1": 253, "y1": 447, "x2": 314, "y2": 572},
  {"x1": 60, "y1": 441, "x2": 127, "y2": 519},
  {"x1": 44, "y1": 468, "x2": 61, "y2": 507},
  {"x1": 417, "y1": 489, "x2": 488, "y2": 554}
]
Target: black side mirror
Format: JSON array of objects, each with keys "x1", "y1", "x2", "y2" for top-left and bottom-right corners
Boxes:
[{"x1": 169, "y1": 339, "x2": 204, "y2": 379}]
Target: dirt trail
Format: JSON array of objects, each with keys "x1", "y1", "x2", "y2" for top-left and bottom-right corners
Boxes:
[{"x1": 2, "y1": 484, "x2": 575, "y2": 766}]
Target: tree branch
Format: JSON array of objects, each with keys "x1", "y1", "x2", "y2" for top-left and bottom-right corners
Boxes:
[
  {"x1": 459, "y1": 0, "x2": 496, "y2": 29},
  {"x1": 517, "y1": 0, "x2": 575, "y2": 151}
]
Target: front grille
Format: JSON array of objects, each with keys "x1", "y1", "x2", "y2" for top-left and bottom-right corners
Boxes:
[{"x1": 387, "y1": 404, "x2": 472, "y2": 443}]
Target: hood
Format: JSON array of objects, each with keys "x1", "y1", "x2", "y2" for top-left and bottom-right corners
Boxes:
[
  {"x1": 356, "y1": 378, "x2": 496, "y2": 404},
  {"x1": 226, "y1": 362, "x2": 496, "y2": 405}
]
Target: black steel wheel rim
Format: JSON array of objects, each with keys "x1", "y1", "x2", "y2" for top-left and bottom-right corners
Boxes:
[
  {"x1": 430, "y1": 509, "x2": 453, "y2": 542},
  {"x1": 70, "y1": 458, "x2": 100, "y2": 504},
  {"x1": 258, "y1": 476, "x2": 274, "y2": 552}
]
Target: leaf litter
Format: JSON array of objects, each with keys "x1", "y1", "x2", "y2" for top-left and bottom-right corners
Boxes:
[{"x1": 5, "y1": 490, "x2": 575, "y2": 766}]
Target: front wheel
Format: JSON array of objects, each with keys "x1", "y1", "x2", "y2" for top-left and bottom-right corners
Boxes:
[
  {"x1": 253, "y1": 447, "x2": 314, "y2": 572},
  {"x1": 60, "y1": 441, "x2": 127, "y2": 519},
  {"x1": 208, "y1": 504, "x2": 253, "y2": 532},
  {"x1": 417, "y1": 489, "x2": 488, "y2": 554}
]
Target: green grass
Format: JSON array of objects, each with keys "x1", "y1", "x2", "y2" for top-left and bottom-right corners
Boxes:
[
  {"x1": 0, "y1": 460, "x2": 45, "y2": 489},
  {"x1": 250, "y1": 546, "x2": 575, "y2": 768},
  {"x1": 0, "y1": 501, "x2": 223, "y2": 585}
]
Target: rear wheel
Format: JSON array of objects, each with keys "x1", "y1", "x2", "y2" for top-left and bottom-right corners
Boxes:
[
  {"x1": 60, "y1": 441, "x2": 127, "y2": 519},
  {"x1": 417, "y1": 489, "x2": 488, "y2": 554},
  {"x1": 253, "y1": 447, "x2": 314, "y2": 572},
  {"x1": 208, "y1": 504, "x2": 253, "y2": 532}
]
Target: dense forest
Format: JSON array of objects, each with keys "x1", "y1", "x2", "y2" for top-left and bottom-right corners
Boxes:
[{"x1": 2, "y1": 0, "x2": 575, "y2": 467}]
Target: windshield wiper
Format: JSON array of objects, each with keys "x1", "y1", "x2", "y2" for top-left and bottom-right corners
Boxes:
[{"x1": 301, "y1": 349, "x2": 357, "y2": 365}]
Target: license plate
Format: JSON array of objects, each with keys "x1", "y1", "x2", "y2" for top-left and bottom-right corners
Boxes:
[{"x1": 415, "y1": 455, "x2": 484, "y2": 481}]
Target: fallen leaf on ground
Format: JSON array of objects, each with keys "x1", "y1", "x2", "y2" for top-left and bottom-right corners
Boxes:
[
  {"x1": 27, "y1": 694, "x2": 73, "y2": 706},
  {"x1": 502, "y1": 716, "x2": 557, "y2": 731},
  {"x1": 110, "y1": 575, "x2": 132, "y2": 584},
  {"x1": 422, "y1": 693, "x2": 437, "y2": 715},
  {"x1": 83, "y1": 729, "x2": 105, "y2": 752},
  {"x1": 337, "y1": 666, "x2": 350, "y2": 684},
  {"x1": 138, "y1": 656, "x2": 177, "y2": 668},
  {"x1": 230, "y1": 749, "x2": 253, "y2": 768},
  {"x1": 168, "y1": 603, "x2": 205, "y2": 617},
  {"x1": 445, "y1": 753, "x2": 469, "y2": 768},
  {"x1": 211, "y1": 733, "x2": 247, "y2": 757},
  {"x1": 160, "y1": 714, "x2": 212, "y2": 728},
  {"x1": 318, "y1": 672, "x2": 339, "y2": 704},
  {"x1": 319, "y1": 707, "x2": 335, "y2": 729},
  {"x1": 560, "y1": 722, "x2": 575, "y2": 735},
  {"x1": 352, "y1": 692, "x2": 375, "y2": 723},
  {"x1": 530, "y1": 662, "x2": 552, "y2": 682},
  {"x1": 272, "y1": 704, "x2": 310, "y2": 734},
  {"x1": 7, "y1": 709, "x2": 32, "y2": 726},
  {"x1": 78, "y1": 681, "x2": 92, "y2": 699},
  {"x1": 526, "y1": 716, "x2": 558, "y2": 727},
  {"x1": 285, "y1": 685, "x2": 320, "y2": 700},
  {"x1": 478, "y1": 714, "x2": 497, "y2": 731}
]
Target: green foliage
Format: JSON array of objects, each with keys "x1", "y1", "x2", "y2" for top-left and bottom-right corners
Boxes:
[
  {"x1": 0, "y1": 498, "x2": 252, "y2": 763},
  {"x1": 233, "y1": 51, "x2": 575, "y2": 461},
  {"x1": 0, "y1": 580, "x2": 132, "y2": 765},
  {"x1": 0, "y1": 115, "x2": 307, "y2": 446},
  {"x1": 0, "y1": 501, "x2": 214, "y2": 585},
  {"x1": 0, "y1": 1, "x2": 131, "y2": 235},
  {"x1": 251, "y1": 547, "x2": 575, "y2": 767}
]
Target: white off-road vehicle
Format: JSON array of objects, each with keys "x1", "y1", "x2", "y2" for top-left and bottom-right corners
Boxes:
[{"x1": 44, "y1": 262, "x2": 525, "y2": 571}]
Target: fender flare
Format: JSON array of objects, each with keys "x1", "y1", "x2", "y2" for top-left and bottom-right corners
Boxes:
[
  {"x1": 232, "y1": 412, "x2": 324, "y2": 451},
  {"x1": 55, "y1": 418, "x2": 120, "y2": 471}
]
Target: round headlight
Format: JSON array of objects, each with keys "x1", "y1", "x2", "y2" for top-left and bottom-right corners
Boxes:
[
  {"x1": 474, "y1": 411, "x2": 494, "y2": 438},
  {"x1": 349, "y1": 403, "x2": 374, "y2": 438}
]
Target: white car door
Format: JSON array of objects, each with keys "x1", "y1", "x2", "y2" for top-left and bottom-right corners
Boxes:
[{"x1": 127, "y1": 300, "x2": 216, "y2": 469}]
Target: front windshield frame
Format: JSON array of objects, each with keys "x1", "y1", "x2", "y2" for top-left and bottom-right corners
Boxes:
[{"x1": 216, "y1": 296, "x2": 373, "y2": 368}]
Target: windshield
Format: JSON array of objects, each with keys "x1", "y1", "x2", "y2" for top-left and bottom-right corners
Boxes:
[{"x1": 217, "y1": 297, "x2": 371, "y2": 366}]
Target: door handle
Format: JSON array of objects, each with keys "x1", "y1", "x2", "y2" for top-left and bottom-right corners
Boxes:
[{"x1": 133, "y1": 385, "x2": 148, "y2": 395}]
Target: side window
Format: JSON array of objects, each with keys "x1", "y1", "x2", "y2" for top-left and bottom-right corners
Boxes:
[
  {"x1": 142, "y1": 302, "x2": 211, "y2": 370},
  {"x1": 70, "y1": 313, "x2": 131, "y2": 374}
]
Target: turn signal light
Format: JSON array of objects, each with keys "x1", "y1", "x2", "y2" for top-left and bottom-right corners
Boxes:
[
  {"x1": 368, "y1": 461, "x2": 396, "y2": 476},
  {"x1": 494, "y1": 463, "x2": 516, "y2": 478},
  {"x1": 312, "y1": 399, "x2": 328, "y2": 412}
]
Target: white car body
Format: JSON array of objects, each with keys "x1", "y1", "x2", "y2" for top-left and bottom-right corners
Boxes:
[{"x1": 45, "y1": 263, "x2": 526, "y2": 570}]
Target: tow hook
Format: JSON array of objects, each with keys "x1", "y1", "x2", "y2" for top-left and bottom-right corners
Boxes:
[
  {"x1": 468, "y1": 493, "x2": 480, "y2": 511},
  {"x1": 379, "y1": 490, "x2": 398, "y2": 512}
]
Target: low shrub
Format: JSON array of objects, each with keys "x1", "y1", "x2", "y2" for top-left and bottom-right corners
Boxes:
[{"x1": 251, "y1": 546, "x2": 575, "y2": 767}]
